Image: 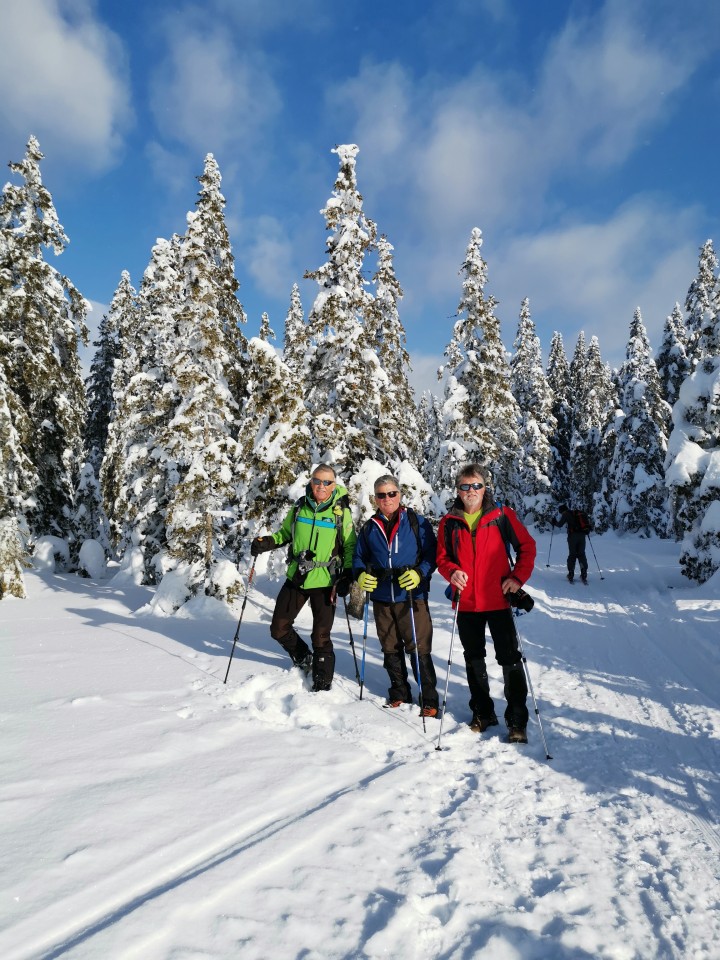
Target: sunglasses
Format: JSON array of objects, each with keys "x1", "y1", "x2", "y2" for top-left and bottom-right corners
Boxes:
[
  {"x1": 458, "y1": 482, "x2": 485, "y2": 491},
  {"x1": 311, "y1": 478, "x2": 334, "y2": 487},
  {"x1": 375, "y1": 491, "x2": 399, "y2": 500}
]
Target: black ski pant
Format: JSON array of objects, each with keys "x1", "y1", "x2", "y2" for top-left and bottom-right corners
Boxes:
[
  {"x1": 567, "y1": 533, "x2": 588, "y2": 578},
  {"x1": 270, "y1": 580, "x2": 336, "y2": 685},
  {"x1": 373, "y1": 598, "x2": 438, "y2": 709},
  {"x1": 457, "y1": 608, "x2": 528, "y2": 728}
]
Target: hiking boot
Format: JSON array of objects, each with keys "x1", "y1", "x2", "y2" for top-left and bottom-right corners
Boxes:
[
  {"x1": 508, "y1": 726, "x2": 528, "y2": 744},
  {"x1": 311, "y1": 679, "x2": 332, "y2": 692},
  {"x1": 294, "y1": 652, "x2": 313, "y2": 675},
  {"x1": 581, "y1": 574, "x2": 588, "y2": 585},
  {"x1": 567, "y1": 573, "x2": 574, "y2": 583},
  {"x1": 420, "y1": 706, "x2": 439, "y2": 718},
  {"x1": 386, "y1": 699, "x2": 407, "y2": 708},
  {"x1": 469, "y1": 713, "x2": 499, "y2": 733}
]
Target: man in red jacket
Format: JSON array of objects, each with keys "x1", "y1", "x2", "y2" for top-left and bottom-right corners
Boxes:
[{"x1": 437, "y1": 463, "x2": 537, "y2": 743}]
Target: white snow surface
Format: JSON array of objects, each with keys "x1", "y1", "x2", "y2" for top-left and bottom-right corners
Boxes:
[{"x1": 2, "y1": 533, "x2": 719, "y2": 960}]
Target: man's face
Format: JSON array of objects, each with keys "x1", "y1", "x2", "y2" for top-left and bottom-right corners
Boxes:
[
  {"x1": 310, "y1": 470, "x2": 336, "y2": 503},
  {"x1": 374, "y1": 482, "x2": 401, "y2": 518},
  {"x1": 456, "y1": 475, "x2": 485, "y2": 512}
]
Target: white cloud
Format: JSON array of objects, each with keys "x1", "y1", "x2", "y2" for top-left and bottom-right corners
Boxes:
[
  {"x1": 148, "y1": 23, "x2": 281, "y2": 158},
  {"x1": 0, "y1": 0, "x2": 131, "y2": 171},
  {"x1": 243, "y1": 215, "x2": 298, "y2": 311}
]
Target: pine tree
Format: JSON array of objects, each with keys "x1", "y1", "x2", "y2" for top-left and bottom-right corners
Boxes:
[
  {"x1": 71, "y1": 461, "x2": 111, "y2": 559},
  {"x1": 367, "y1": 235, "x2": 418, "y2": 465},
  {"x1": 103, "y1": 237, "x2": 182, "y2": 574},
  {"x1": 283, "y1": 283, "x2": 308, "y2": 380},
  {"x1": 0, "y1": 136, "x2": 88, "y2": 540},
  {"x1": 435, "y1": 228, "x2": 521, "y2": 508},
  {"x1": 608, "y1": 308, "x2": 670, "y2": 536},
  {"x1": 259, "y1": 311, "x2": 275, "y2": 342},
  {"x1": 546, "y1": 331, "x2": 573, "y2": 506},
  {"x1": 0, "y1": 359, "x2": 37, "y2": 521},
  {"x1": 304, "y1": 144, "x2": 379, "y2": 471},
  {"x1": 510, "y1": 298, "x2": 555, "y2": 526},
  {"x1": 665, "y1": 248, "x2": 720, "y2": 580},
  {"x1": 235, "y1": 337, "x2": 312, "y2": 573},
  {"x1": 684, "y1": 240, "x2": 719, "y2": 370},
  {"x1": 0, "y1": 516, "x2": 31, "y2": 599},
  {"x1": 85, "y1": 311, "x2": 120, "y2": 473},
  {"x1": 161, "y1": 155, "x2": 247, "y2": 599},
  {"x1": 656, "y1": 303, "x2": 690, "y2": 411},
  {"x1": 569, "y1": 334, "x2": 617, "y2": 515}
]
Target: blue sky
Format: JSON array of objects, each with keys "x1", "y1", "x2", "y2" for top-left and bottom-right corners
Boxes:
[{"x1": 2, "y1": 0, "x2": 719, "y2": 396}]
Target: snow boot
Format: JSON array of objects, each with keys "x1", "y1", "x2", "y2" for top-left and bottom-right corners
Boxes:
[
  {"x1": 567, "y1": 572, "x2": 574, "y2": 583},
  {"x1": 311, "y1": 645, "x2": 335, "y2": 692},
  {"x1": 508, "y1": 726, "x2": 528, "y2": 744},
  {"x1": 470, "y1": 713, "x2": 499, "y2": 733}
]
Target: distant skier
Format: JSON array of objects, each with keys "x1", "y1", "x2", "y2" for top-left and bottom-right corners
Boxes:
[{"x1": 553, "y1": 505, "x2": 591, "y2": 584}]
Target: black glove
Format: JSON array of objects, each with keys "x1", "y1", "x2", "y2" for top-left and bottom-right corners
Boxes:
[
  {"x1": 508, "y1": 587, "x2": 534, "y2": 612},
  {"x1": 251, "y1": 536, "x2": 275, "y2": 557},
  {"x1": 334, "y1": 572, "x2": 352, "y2": 597}
]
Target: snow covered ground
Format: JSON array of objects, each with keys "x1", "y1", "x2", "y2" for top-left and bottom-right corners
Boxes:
[{"x1": 2, "y1": 532, "x2": 719, "y2": 960}]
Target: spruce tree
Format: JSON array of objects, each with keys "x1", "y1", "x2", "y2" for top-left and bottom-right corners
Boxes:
[
  {"x1": 656, "y1": 303, "x2": 690, "y2": 411},
  {"x1": 0, "y1": 136, "x2": 88, "y2": 540},
  {"x1": 665, "y1": 250, "x2": 720, "y2": 580},
  {"x1": 510, "y1": 298, "x2": 555, "y2": 526},
  {"x1": 436, "y1": 228, "x2": 521, "y2": 508},
  {"x1": 608, "y1": 309, "x2": 670, "y2": 536},
  {"x1": 546, "y1": 331, "x2": 573, "y2": 506},
  {"x1": 162, "y1": 155, "x2": 247, "y2": 598},
  {"x1": 283, "y1": 283, "x2": 308, "y2": 380},
  {"x1": 684, "y1": 240, "x2": 719, "y2": 370},
  {"x1": 85, "y1": 311, "x2": 120, "y2": 473},
  {"x1": 259, "y1": 311, "x2": 275, "y2": 342},
  {"x1": 304, "y1": 144, "x2": 379, "y2": 472},
  {"x1": 367, "y1": 235, "x2": 418, "y2": 465}
]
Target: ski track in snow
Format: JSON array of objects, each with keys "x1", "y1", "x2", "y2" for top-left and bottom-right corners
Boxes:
[{"x1": 1, "y1": 535, "x2": 719, "y2": 960}]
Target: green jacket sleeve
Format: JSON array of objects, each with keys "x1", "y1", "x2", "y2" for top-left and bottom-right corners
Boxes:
[
  {"x1": 273, "y1": 507, "x2": 295, "y2": 547},
  {"x1": 341, "y1": 507, "x2": 356, "y2": 571}
]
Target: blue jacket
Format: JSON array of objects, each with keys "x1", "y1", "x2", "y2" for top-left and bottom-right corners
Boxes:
[{"x1": 352, "y1": 508, "x2": 437, "y2": 603}]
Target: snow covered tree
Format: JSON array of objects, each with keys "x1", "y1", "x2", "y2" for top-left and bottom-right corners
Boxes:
[
  {"x1": 546, "y1": 331, "x2": 573, "y2": 507},
  {"x1": 0, "y1": 136, "x2": 88, "y2": 540},
  {"x1": 0, "y1": 516, "x2": 30, "y2": 599},
  {"x1": 161, "y1": 154, "x2": 247, "y2": 599},
  {"x1": 283, "y1": 283, "x2": 308, "y2": 381},
  {"x1": 234, "y1": 338, "x2": 311, "y2": 572},
  {"x1": 569, "y1": 334, "x2": 617, "y2": 516},
  {"x1": 304, "y1": 144, "x2": 380, "y2": 473},
  {"x1": 70, "y1": 461, "x2": 111, "y2": 559},
  {"x1": 656, "y1": 303, "x2": 690, "y2": 412},
  {"x1": 510, "y1": 298, "x2": 555, "y2": 526},
  {"x1": 665, "y1": 259, "x2": 720, "y2": 580},
  {"x1": 607, "y1": 309, "x2": 670, "y2": 536},
  {"x1": 0, "y1": 359, "x2": 37, "y2": 521},
  {"x1": 102, "y1": 237, "x2": 182, "y2": 571},
  {"x1": 417, "y1": 391, "x2": 442, "y2": 488},
  {"x1": 367, "y1": 235, "x2": 418, "y2": 466},
  {"x1": 684, "y1": 240, "x2": 719, "y2": 370},
  {"x1": 259, "y1": 311, "x2": 275, "y2": 342},
  {"x1": 85, "y1": 311, "x2": 120, "y2": 473},
  {"x1": 435, "y1": 228, "x2": 521, "y2": 509}
]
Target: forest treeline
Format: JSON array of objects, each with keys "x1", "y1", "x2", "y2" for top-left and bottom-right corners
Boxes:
[{"x1": 1, "y1": 137, "x2": 719, "y2": 601}]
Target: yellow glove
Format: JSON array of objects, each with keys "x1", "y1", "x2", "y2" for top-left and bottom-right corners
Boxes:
[
  {"x1": 398, "y1": 568, "x2": 421, "y2": 590},
  {"x1": 358, "y1": 571, "x2": 378, "y2": 592}
]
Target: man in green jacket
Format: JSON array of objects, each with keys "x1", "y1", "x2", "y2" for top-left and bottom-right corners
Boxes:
[{"x1": 251, "y1": 463, "x2": 356, "y2": 692}]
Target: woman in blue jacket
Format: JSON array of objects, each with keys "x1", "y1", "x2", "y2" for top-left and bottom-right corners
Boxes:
[{"x1": 352, "y1": 475, "x2": 439, "y2": 715}]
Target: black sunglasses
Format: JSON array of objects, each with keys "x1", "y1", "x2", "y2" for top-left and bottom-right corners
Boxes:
[
  {"x1": 311, "y1": 478, "x2": 334, "y2": 487},
  {"x1": 458, "y1": 482, "x2": 485, "y2": 491},
  {"x1": 375, "y1": 491, "x2": 399, "y2": 500}
]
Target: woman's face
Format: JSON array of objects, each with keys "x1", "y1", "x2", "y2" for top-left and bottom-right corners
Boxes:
[{"x1": 456, "y1": 474, "x2": 486, "y2": 513}]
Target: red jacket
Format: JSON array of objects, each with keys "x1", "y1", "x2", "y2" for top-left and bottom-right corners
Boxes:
[{"x1": 437, "y1": 503, "x2": 536, "y2": 613}]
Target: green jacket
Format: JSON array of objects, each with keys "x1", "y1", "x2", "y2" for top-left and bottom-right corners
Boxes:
[{"x1": 272, "y1": 483, "x2": 356, "y2": 590}]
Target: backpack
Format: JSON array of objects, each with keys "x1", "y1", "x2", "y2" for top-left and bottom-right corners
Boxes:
[
  {"x1": 571, "y1": 510, "x2": 591, "y2": 533},
  {"x1": 288, "y1": 492, "x2": 352, "y2": 570}
]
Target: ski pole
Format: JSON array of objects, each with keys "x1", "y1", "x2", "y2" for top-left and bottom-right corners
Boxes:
[
  {"x1": 341, "y1": 594, "x2": 361, "y2": 685},
  {"x1": 546, "y1": 524, "x2": 554, "y2": 567},
  {"x1": 436, "y1": 589, "x2": 460, "y2": 752},
  {"x1": 406, "y1": 590, "x2": 426, "y2": 733},
  {"x1": 513, "y1": 613, "x2": 552, "y2": 760},
  {"x1": 223, "y1": 559, "x2": 256, "y2": 684},
  {"x1": 586, "y1": 534, "x2": 605, "y2": 579},
  {"x1": 359, "y1": 591, "x2": 370, "y2": 700}
]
